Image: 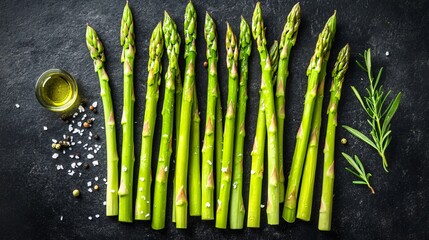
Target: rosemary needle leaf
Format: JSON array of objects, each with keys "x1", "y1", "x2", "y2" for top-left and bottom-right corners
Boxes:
[{"x1": 342, "y1": 152, "x2": 375, "y2": 194}]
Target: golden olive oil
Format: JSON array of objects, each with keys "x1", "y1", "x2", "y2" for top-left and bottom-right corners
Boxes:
[{"x1": 35, "y1": 69, "x2": 79, "y2": 113}]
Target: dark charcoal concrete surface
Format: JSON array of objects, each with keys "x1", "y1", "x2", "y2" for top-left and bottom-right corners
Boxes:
[{"x1": 0, "y1": 0, "x2": 428, "y2": 239}]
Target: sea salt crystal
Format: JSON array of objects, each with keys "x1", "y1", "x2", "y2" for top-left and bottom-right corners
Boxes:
[
  {"x1": 52, "y1": 153, "x2": 59, "y2": 159},
  {"x1": 60, "y1": 216, "x2": 63, "y2": 221},
  {"x1": 221, "y1": 167, "x2": 228, "y2": 173},
  {"x1": 77, "y1": 162, "x2": 82, "y2": 166},
  {"x1": 251, "y1": 170, "x2": 256, "y2": 175},
  {"x1": 52, "y1": 139, "x2": 58, "y2": 143},
  {"x1": 87, "y1": 181, "x2": 92, "y2": 187},
  {"x1": 15, "y1": 104, "x2": 20, "y2": 108},
  {"x1": 88, "y1": 188, "x2": 93, "y2": 192},
  {"x1": 77, "y1": 122, "x2": 82, "y2": 127},
  {"x1": 56, "y1": 165, "x2": 64, "y2": 170},
  {"x1": 92, "y1": 160, "x2": 99, "y2": 166},
  {"x1": 385, "y1": 51, "x2": 390, "y2": 56},
  {"x1": 103, "y1": 201, "x2": 107, "y2": 206},
  {"x1": 78, "y1": 105, "x2": 85, "y2": 113},
  {"x1": 103, "y1": 178, "x2": 107, "y2": 182},
  {"x1": 260, "y1": 204, "x2": 265, "y2": 208},
  {"x1": 77, "y1": 141, "x2": 82, "y2": 144},
  {"x1": 88, "y1": 216, "x2": 92, "y2": 220},
  {"x1": 87, "y1": 154, "x2": 94, "y2": 159},
  {"x1": 69, "y1": 155, "x2": 74, "y2": 159},
  {"x1": 71, "y1": 162, "x2": 76, "y2": 169},
  {"x1": 92, "y1": 101, "x2": 98, "y2": 108},
  {"x1": 43, "y1": 126, "x2": 48, "y2": 131},
  {"x1": 205, "y1": 202, "x2": 211, "y2": 208},
  {"x1": 73, "y1": 112, "x2": 78, "y2": 118},
  {"x1": 69, "y1": 125, "x2": 73, "y2": 132},
  {"x1": 75, "y1": 155, "x2": 80, "y2": 160},
  {"x1": 94, "y1": 176, "x2": 99, "y2": 181},
  {"x1": 73, "y1": 128, "x2": 80, "y2": 134},
  {"x1": 95, "y1": 214, "x2": 100, "y2": 218},
  {"x1": 89, "y1": 132, "x2": 93, "y2": 137},
  {"x1": 68, "y1": 170, "x2": 75, "y2": 176}
]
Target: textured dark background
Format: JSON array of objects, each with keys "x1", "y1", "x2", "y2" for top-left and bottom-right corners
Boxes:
[{"x1": 1, "y1": 0, "x2": 428, "y2": 239}]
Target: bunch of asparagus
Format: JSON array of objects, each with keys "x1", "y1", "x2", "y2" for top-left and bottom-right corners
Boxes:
[{"x1": 83, "y1": 1, "x2": 361, "y2": 232}]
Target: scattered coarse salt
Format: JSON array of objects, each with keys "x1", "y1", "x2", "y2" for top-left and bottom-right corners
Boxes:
[
  {"x1": 233, "y1": 182, "x2": 237, "y2": 189},
  {"x1": 260, "y1": 204, "x2": 265, "y2": 208},
  {"x1": 52, "y1": 139, "x2": 58, "y2": 143},
  {"x1": 75, "y1": 155, "x2": 80, "y2": 160},
  {"x1": 78, "y1": 105, "x2": 85, "y2": 113},
  {"x1": 87, "y1": 154, "x2": 94, "y2": 159},
  {"x1": 56, "y1": 165, "x2": 64, "y2": 170},
  {"x1": 101, "y1": 127, "x2": 104, "y2": 130},
  {"x1": 385, "y1": 51, "x2": 390, "y2": 56},
  {"x1": 145, "y1": 213, "x2": 150, "y2": 218},
  {"x1": 103, "y1": 201, "x2": 107, "y2": 206},
  {"x1": 15, "y1": 104, "x2": 20, "y2": 108},
  {"x1": 164, "y1": 166, "x2": 168, "y2": 172},
  {"x1": 71, "y1": 142, "x2": 75, "y2": 146},
  {"x1": 207, "y1": 160, "x2": 212, "y2": 166},
  {"x1": 103, "y1": 178, "x2": 107, "y2": 182},
  {"x1": 221, "y1": 167, "x2": 228, "y2": 173},
  {"x1": 68, "y1": 170, "x2": 75, "y2": 176},
  {"x1": 79, "y1": 172, "x2": 82, "y2": 177},
  {"x1": 139, "y1": 177, "x2": 145, "y2": 182},
  {"x1": 251, "y1": 170, "x2": 256, "y2": 175},
  {"x1": 88, "y1": 188, "x2": 93, "y2": 192},
  {"x1": 122, "y1": 166, "x2": 128, "y2": 172},
  {"x1": 77, "y1": 141, "x2": 82, "y2": 144},
  {"x1": 205, "y1": 202, "x2": 211, "y2": 208},
  {"x1": 94, "y1": 176, "x2": 99, "y2": 181},
  {"x1": 88, "y1": 147, "x2": 93, "y2": 151},
  {"x1": 88, "y1": 216, "x2": 93, "y2": 220},
  {"x1": 77, "y1": 162, "x2": 82, "y2": 166},
  {"x1": 68, "y1": 125, "x2": 73, "y2": 132},
  {"x1": 71, "y1": 162, "x2": 76, "y2": 169},
  {"x1": 92, "y1": 101, "x2": 98, "y2": 108},
  {"x1": 87, "y1": 181, "x2": 92, "y2": 187},
  {"x1": 69, "y1": 155, "x2": 74, "y2": 159},
  {"x1": 92, "y1": 160, "x2": 99, "y2": 166},
  {"x1": 60, "y1": 216, "x2": 63, "y2": 221},
  {"x1": 43, "y1": 126, "x2": 48, "y2": 131},
  {"x1": 88, "y1": 136, "x2": 92, "y2": 140},
  {"x1": 73, "y1": 112, "x2": 78, "y2": 118},
  {"x1": 52, "y1": 153, "x2": 59, "y2": 159},
  {"x1": 62, "y1": 150, "x2": 66, "y2": 155},
  {"x1": 89, "y1": 132, "x2": 93, "y2": 137},
  {"x1": 81, "y1": 114, "x2": 87, "y2": 121},
  {"x1": 95, "y1": 214, "x2": 100, "y2": 218},
  {"x1": 72, "y1": 120, "x2": 75, "y2": 124},
  {"x1": 77, "y1": 122, "x2": 82, "y2": 127},
  {"x1": 139, "y1": 187, "x2": 143, "y2": 192}
]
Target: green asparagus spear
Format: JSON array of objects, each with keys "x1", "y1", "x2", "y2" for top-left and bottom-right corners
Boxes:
[
  {"x1": 135, "y1": 22, "x2": 164, "y2": 221},
  {"x1": 118, "y1": 2, "x2": 136, "y2": 223},
  {"x1": 189, "y1": 88, "x2": 201, "y2": 216},
  {"x1": 319, "y1": 44, "x2": 350, "y2": 231},
  {"x1": 152, "y1": 12, "x2": 180, "y2": 229},
  {"x1": 247, "y1": 38, "x2": 279, "y2": 228},
  {"x1": 252, "y1": 2, "x2": 280, "y2": 225},
  {"x1": 201, "y1": 12, "x2": 218, "y2": 220},
  {"x1": 85, "y1": 25, "x2": 119, "y2": 216},
  {"x1": 283, "y1": 12, "x2": 336, "y2": 223},
  {"x1": 175, "y1": 2, "x2": 197, "y2": 229},
  {"x1": 276, "y1": 3, "x2": 301, "y2": 203},
  {"x1": 215, "y1": 85, "x2": 223, "y2": 205},
  {"x1": 229, "y1": 17, "x2": 251, "y2": 229},
  {"x1": 216, "y1": 23, "x2": 239, "y2": 229}
]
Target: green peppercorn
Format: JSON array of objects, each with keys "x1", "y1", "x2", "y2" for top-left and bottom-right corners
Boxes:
[
  {"x1": 83, "y1": 122, "x2": 90, "y2": 128},
  {"x1": 341, "y1": 138, "x2": 348, "y2": 145},
  {"x1": 94, "y1": 185, "x2": 99, "y2": 191},
  {"x1": 72, "y1": 189, "x2": 80, "y2": 197},
  {"x1": 203, "y1": 61, "x2": 208, "y2": 68},
  {"x1": 52, "y1": 143, "x2": 57, "y2": 149},
  {"x1": 55, "y1": 143, "x2": 61, "y2": 150}
]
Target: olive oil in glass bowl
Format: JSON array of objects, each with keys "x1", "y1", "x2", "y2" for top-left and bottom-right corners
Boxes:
[{"x1": 35, "y1": 69, "x2": 80, "y2": 114}]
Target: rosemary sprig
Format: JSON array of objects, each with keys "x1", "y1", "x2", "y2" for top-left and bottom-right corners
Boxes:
[
  {"x1": 343, "y1": 48, "x2": 401, "y2": 172},
  {"x1": 342, "y1": 153, "x2": 375, "y2": 194}
]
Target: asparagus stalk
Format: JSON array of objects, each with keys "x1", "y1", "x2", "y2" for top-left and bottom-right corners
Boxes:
[
  {"x1": 319, "y1": 44, "x2": 350, "y2": 231},
  {"x1": 252, "y1": 2, "x2": 280, "y2": 225},
  {"x1": 276, "y1": 3, "x2": 301, "y2": 203},
  {"x1": 175, "y1": 2, "x2": 197, "y2": 229},
  {"x1": 297, "y1": 11, "x2": 333, "y2": 221},
  {"x1": 247, "y1": 39, "x2": 279, "y2": 228},
  {"x1": 152, "y1": 12, "x2": 180, "y2": 229},
  {"x1": 215, "y1": 85, "x2": 223, "y2": 205},
  {"x1": 189, "y1": 88, "x2": 201, "y2": 216},
  {"x1": 215, "y1": 23, "x2": 239, "y2": 229},
  {"x1": 283, "y1": 12, "x2": 336, "y2": 223},
  {"x1": 229, "y1": 17, "x2": 251, "y2": 229},
  {"x1": 172, "y1": 68, "x2": 182, "y2": 223},
  {"x1": 201, "y1": 12, "x2": 218, "y2": 220},
  {"x1": 85, "y1": 25, "x2": 119, "y2": 216},
  {"x1": 118, "y1": 2, "x2": 136, "y2": 223},
  {"x1": 135, "y1": 22, "x2": 164, "y2": 221}
]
